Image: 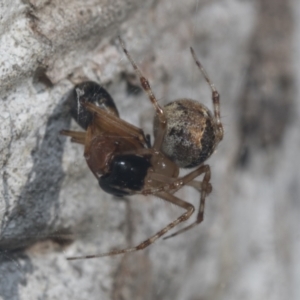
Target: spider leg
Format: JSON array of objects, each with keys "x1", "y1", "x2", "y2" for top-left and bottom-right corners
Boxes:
[
  {"x1": 145, "y1": 165, "x2": 211, "y2": 195},
  {"x1": 186, "y1": 180, "x2": 212, "y2": 193},
  {"x1": 67, "y1": 192, "x2": 194, "y2": 260},
  {"x1": 190, "y1": 47, "x2": 223, "y2": 141},
  {"x1": 163, "y1": 165, "x2": 211, "y2": 240},
  {"x1": 118, "y1": 36, "x2": 167, "y2": 151},
  {"x1": 141, "y1": 165, "x2": 211, "y2": 239}
]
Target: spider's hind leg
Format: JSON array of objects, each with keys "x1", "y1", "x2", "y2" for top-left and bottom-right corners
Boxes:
[{"x1": 118, "y1": 37, "x2": 167, "y2": 151}]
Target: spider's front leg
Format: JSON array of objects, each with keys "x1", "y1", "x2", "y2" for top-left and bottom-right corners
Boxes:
[
  {"x1": 163, "y1": 165, "x2": 212, "y2": 239},
  {"x1": 146, "y1": 164, "x2": 212, "y2": 239},
  {"x1": 67, "y1": 192, "x2": 194, "y2": 260}
]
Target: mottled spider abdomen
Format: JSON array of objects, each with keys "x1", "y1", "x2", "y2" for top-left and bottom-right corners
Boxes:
[
  {"x1": 154, "y1": 99, "x2": 217, "y2": 168},
  {"x1": 68, "y1": 81, "x2": 119, "y2": 129}
]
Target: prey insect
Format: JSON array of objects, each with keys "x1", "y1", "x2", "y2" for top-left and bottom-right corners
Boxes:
[{"x1": 61, "y1": 37, "x2": 223, "y2": 260}]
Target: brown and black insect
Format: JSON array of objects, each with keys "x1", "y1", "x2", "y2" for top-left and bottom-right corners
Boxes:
[{"x1": 61, "y1": 37, "x2": 224, "y2": 260}]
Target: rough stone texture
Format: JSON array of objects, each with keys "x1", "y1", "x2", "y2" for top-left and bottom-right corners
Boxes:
[{"x1": 0, "y1": 0, "x2": 299, "y2": 299}]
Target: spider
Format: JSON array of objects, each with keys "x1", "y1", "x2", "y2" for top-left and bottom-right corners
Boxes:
[{"x1": 61, "y1": 37, "x2": 223, "y2": 260}]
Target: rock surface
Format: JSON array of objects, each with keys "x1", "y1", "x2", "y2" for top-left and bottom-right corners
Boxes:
[{"x1": 0, "y1": 0, "x2": 299, "y2": 299}]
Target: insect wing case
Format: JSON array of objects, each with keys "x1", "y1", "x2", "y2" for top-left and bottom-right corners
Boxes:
[{"x1": 82, "y1": 102, "x2": 148, "y2": 178}]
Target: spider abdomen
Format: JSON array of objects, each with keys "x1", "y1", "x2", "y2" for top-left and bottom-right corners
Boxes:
[{"x1": 154, "y1": 99, "x2": 217, "y2": 168}]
